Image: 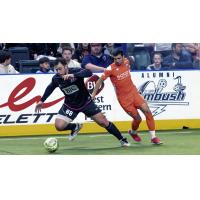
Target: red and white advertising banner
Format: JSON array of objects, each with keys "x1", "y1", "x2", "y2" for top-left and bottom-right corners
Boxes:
[{"x1": 0, "y1": 70, "x2": 200, "y2": 126}]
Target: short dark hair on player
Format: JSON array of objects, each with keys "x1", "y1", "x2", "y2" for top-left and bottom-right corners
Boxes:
[
  {"x1": 112, "y1": 48, "x2": 124, "y2": 57},
  {"x1": 62, "y1": 47, "x2": 73, "y2": 54},
  {"x1": 55, "y1": 58, "x2": 67, "y2": 66},
  {"x1": 39, "y1": 57, "x2": 50, "y2": 65},
  {"x1": 0, "y1": 51, "x2": 11, "y2": 63}
]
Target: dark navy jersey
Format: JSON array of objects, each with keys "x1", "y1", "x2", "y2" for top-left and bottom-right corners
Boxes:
[
  {"x1": 81, "y1": 54, "x2": 113, "y2": 69},
  {"x1": 40, "y1": 68, "x2": 93, "y2": 109}
]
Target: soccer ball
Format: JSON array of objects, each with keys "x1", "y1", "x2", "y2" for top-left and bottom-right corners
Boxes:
[{"x1": 43, "y1": 137, "x2": 59, "y2": 153}]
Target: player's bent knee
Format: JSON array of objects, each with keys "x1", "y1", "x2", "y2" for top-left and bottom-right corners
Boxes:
[
  {"x1": 55, "y1": 116, "x2": 71, "y2": 131},
  {"x1": 55, "y1": 123, "x2": 68, "y2": 131},
  {"x1": 55, "y1": 124, "x2": 63, "y2": 131}
]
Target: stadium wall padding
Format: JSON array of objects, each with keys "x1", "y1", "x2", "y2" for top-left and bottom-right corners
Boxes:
[{"x1": 0, "y1": 119, "x2": 199, "y2": 137}]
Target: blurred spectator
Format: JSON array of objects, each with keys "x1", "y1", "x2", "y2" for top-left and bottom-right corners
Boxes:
[
  {"x1": 163, "y1": 43, "x2": 193, "y2": 69},
  {"x1": 113, "y1": 43, "x2": 127, "y2": 55},
  {"x1": 82, "y1": 43, "x2": 113, "y2": 72},
  {"x1": 104, "y1": 43, "x2": 115, "y2": 56},
  {"x1": 36, "y1": 57, "x2": 54, "y2": 74},
  {"x1": 146, "y1": 53, "x2": 163, "y2": 70},
  {"x1": 29, "y1": 43, "x2": 58, "y2": 60},
  {"x1": 150, "y1": 43, "x2": 171, "y2": 58},
  {"x1": 62, "y1": 47, "x2": 81, "y2": 68},
  {"x1": 57, "y1": 43, "x2": 75, "y2": 56},
  {"x1": 184, "y1": 43, "x2": 200, "y2": 68},
  {"x1": 0, "y1": 51, "x2": 19, "y2": 74},
  {"x1": 126, "y1": 43, "x2": 153, "y2": 70},
  {"x1": 73, "y1": 43, "x2": 90, "y2": 63},
  {"x1": 0, "y1": 43, "x2": 6, "y2": 50}
]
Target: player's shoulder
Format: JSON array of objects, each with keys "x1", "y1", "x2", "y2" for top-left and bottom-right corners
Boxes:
[
  {"x1": 68, "y1": 67, "x2": 81, "y2": 74},
  {"x1": 52, "y1": 73, "x2": 60, "y2": 80},
  {"x1": 105, "y1": 64, "x2": 114, "y2": 71},
  {"x1": 51, "y1": 74, "x2": 61, "y2": 85}
]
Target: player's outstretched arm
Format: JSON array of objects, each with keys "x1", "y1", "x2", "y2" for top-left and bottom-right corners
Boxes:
[
  {"x1": 73, "y1": 68, "x2": 93, "y2": 78},
  {"x1": 35, "y1": 79, "x2": 57, "y2": 113},
  {"x1": 40, "y1": 81, "x2": 57, "y2": 102},
  {"x1": 85, "y1": 63, "x2": 105, "y2": 72},
  {"x1": 91, "y1": 78, "x2": 104, "y2": 99}
]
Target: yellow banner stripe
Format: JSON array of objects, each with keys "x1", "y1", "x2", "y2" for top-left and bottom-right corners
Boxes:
[{"x1": 0, "y1": 119, "x2": 199, "y2": 137}]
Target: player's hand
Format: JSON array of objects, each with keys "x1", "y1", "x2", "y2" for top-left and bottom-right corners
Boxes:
[
  {"x1": 62, "y1": 74, "x2": 74, "y2": 80},
  {"x1": 35, "y1": 101, "x2": 43, "y2": 113}
]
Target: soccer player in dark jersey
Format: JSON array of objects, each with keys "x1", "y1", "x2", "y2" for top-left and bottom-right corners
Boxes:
[{"x1": 35, "y1": 58, "x2": 129, "y2": 147}]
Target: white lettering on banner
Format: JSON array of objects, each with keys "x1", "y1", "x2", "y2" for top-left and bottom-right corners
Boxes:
[
  {"x1": 138, "y1": 72, "x2": 190, "y2": 116},
  {"x1": 87, "y1": 81, "x2": 95, "y2": 90},
  {"x1": 85, "y1": 96, "x2": 112, "y2": 121},
  {"x1": 141, "y1": 72, "x2": 175, "y2": 79},
  {"x1": 0, "y1": 71, "x2": 200, "y2": 126},
  {"x1": 0, "y1": 113, "x2": 57, "y2": 124},
  {"x1": 93, "y1": 96, "x2": 112, "y2": 111}
]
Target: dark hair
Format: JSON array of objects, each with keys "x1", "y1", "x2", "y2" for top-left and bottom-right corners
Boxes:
[
  {"x1": 62, "y1": 47, "x2": 73, "y2": 54},
  {"x1": 55, "y1": 58, "x2": 67, "y2": 66},
  {"x1": 39, "y1": 57, "x2": 50, "y2": 65},
  {"x1": 153, "y1": 52, "x2": 162, "y2": 59},
  {"x1": 0, "y1": 51, "x2": 11, "y2": 63},
  {"x1": 171, "y1": 43, "x2": 182, "y2": 49},
  {"x1": 112, "y1": 48, "x2": 124, "y2": 57}
]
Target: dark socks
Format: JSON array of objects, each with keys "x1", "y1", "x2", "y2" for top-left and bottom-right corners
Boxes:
[
  {"x1": 105, "y1": 122, "x2": 123, "y2": 140},
  {"x1": 63, "y1": 123, "x2": 77, "y2": 131}
]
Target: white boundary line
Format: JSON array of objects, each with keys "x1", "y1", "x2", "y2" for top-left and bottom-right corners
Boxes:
[{"x1": 89, "y1": 131, "x2": 192, "y2": 137}]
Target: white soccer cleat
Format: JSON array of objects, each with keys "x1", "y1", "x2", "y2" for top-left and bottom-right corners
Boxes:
[
  {"x1": 68, "y1": 123, "x2": 83, "y2": 141},
  {"x1": 120, "y1": 138, "x2": 130, "y2": 147}
]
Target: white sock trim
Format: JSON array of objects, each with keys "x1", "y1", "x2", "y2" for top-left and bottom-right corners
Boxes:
[{"x1": 149, "y1": 131, "x2": 156, "y2": 139}]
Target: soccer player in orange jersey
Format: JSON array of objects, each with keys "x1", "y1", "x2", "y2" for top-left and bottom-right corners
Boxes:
[{"x1": 92, "y1": 49, "x2": 162, "y2": 144}]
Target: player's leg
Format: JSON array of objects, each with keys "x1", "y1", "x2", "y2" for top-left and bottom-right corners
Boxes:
[
  {"x1": 139, "y1": 102, "x2": 163, "y2": 144},
  {"x1": 124, "y1": 105, "x2": 142, "y2": 142},
  {"x1": 83, "y1": 101, "x2": 130, "y2": 147},
  {"x1": 56, "y1": 104, "x2": 82, "y2": 141},
  {"x1": 91, "y1": 112, "x2": 130, "y2": 147}
]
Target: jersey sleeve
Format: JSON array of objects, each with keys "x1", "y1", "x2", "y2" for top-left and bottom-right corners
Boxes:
[
  {"x1": 40, "y1": 77, "x2": 58, "y2": 102},
  {"x1": 71, "y1": 68, "x2": 92, "y2": 78},
  {"x1": 101, "y1": 65, "x2": 112, "y2": 81}
]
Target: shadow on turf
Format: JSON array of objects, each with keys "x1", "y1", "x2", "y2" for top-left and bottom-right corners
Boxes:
[{"x1": 51, "y1": 143, "x2": 163, "y2": 154}]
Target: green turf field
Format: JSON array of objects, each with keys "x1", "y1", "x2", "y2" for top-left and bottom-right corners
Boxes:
[{"x1": 0, "y1": 129, "x2": 199, "y2": 155}]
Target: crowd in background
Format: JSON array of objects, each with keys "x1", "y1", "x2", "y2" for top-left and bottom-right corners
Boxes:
[{"x1": 0, "y1": 43, "x2": 200, "y2": 74}]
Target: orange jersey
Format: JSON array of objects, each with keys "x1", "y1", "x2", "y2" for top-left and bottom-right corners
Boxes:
[{"x1": 101, "y1": 59, "x2": 143, "y2": 107}]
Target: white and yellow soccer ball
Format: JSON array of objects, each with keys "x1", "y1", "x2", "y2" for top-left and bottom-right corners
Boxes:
[{"x1": 43, "y1": 137, "x2": 59, "y2": 153}]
